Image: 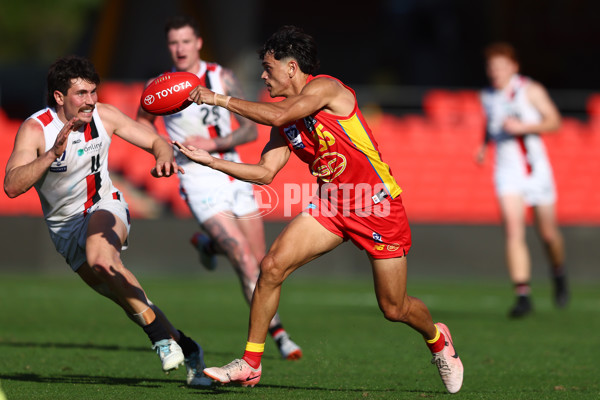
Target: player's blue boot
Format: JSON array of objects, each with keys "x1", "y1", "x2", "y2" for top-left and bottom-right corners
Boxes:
[
  {"x1": 191, "y1": 232, "x2": 217, "y2": 271},
  {"x1": 185, "y1": 340, "x2": 213, "y2": 386}
]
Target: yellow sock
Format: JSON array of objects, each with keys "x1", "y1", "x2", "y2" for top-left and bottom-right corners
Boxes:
[{"x1": 245, "y1": 341, "x2": 265, "y2": 352}]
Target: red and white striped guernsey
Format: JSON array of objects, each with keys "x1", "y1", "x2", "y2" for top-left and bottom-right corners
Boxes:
[
  {"x1": 31, "y1": 107, "x2": 118, "y2": 231},
  {"x1": 481, "y1": 74, "x2": 549, "y2": 177}
]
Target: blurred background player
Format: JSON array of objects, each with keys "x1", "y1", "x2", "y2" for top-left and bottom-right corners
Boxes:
[
  {"x1": 176, "y1": 25, "x2": 463, "y2": 394},
  {"x1": 476, "y1": 42, "x2": 569, "y2": 317},
  {"x1": 136, "y1": 16, "x2": 302, "y2": 360},
  {"x1": 3, "y1": 55, "x2": 211, "y2": 387}
]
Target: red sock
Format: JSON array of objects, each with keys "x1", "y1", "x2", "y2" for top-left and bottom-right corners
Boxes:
[
  {"x1": 242, "y1": 342, "x2": 264, "y2": 369},
  {"x1": 426, "y1": 326, "x2": 446, "y2": 353},
  {"x1": 515, "y1": 282, "x2": 531, "y2": 296}
]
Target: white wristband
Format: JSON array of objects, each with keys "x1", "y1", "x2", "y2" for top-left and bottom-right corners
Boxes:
[{"x1": 215, "y1": 94, "x2": 231, "y2": 108}]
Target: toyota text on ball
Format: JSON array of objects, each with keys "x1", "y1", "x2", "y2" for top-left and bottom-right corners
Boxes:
[{"x1": 154, "y1": 80, "x2": 193, "y2": 99}]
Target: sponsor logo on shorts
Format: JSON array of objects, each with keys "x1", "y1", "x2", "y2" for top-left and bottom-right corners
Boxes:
[
  {"x1": 386, "y1": 243, "x2": 400, "y2": 252},
  {"x1": 372, "y1": 232, "x2": 383, "y2": 243},
  {"x1": 374, "y1": 244, "x2": 385, "y2": 251}
]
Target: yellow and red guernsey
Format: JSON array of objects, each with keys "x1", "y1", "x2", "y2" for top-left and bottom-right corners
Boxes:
[{"x1": 278, "y1": 75, "x2": 402, "y2": 211}]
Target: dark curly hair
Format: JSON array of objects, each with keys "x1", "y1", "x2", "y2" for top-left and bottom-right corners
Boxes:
[
  {"x1": 259, "y1": 25, "x2": 320, "y2": 75},
  {"x1": 46, "y1": 55, "x2": 100, "y2": 107}
]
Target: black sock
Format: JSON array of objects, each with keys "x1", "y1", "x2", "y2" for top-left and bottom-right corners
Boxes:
[
  {"x1": 552, "y1": 264, "x2": 566, "y2": 278},
  {"x1": 269, "y1": 324, "x2": 283, "y2": 336},
  {"x1": 177, "y1": 330, "x2": 198, "y2": 357},
  {"x1": 142, "y1": 319, "x2": 170, "y2": 344}
]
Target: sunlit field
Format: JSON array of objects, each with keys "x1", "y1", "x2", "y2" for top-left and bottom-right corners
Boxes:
[{"x1": 0, "y1": 275, "x2": 598, "y2": 399}]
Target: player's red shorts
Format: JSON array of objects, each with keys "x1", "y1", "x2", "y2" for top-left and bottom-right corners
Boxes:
[{"x1": 305, "y1": 194, "x2": 411, "y2": 259}]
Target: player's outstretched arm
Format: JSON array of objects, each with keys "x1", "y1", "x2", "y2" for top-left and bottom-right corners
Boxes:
[
  {"x1": 188, "y1": 77, "x2": 341, "y2": 127},
  {"x1": 4, "y1": 118, "x2": 76, "y2": 198},
  {"x1": 99, "y1": 103, "x2": 184, "y2": 177},
  {"x1": 174, "y1": 126, "x2": 290, "y2": 185}
]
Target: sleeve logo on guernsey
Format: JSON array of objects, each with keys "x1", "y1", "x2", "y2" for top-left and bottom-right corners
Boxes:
[
  {"x1": 283, "y1": 124, "x2": 305, "y2": 149},
  {"x1": 50, "y1": 152, "x2": 67, "y2": 173}
]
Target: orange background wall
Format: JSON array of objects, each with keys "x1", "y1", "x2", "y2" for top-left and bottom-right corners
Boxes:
[{"x1": 1, "y1": 84, "x2": 599, "y2": 224}]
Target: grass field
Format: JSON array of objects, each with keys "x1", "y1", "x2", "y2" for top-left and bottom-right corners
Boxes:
[{"x1": 0, "y1": 274, "x2": 598, "y2": 399}]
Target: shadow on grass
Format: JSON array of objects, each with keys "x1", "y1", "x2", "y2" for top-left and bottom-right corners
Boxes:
[
  {"x1": 0, "y1": 373, "x2": 183, "y2": 388},
  {"x1": 0, "y1": 372, "x2": 441, "y2": 395},
  {"x1": 0, "y1": 340, "x2": 288, "y2": 360},
  {"x1": 0, "y1": 340, "x2": 148, "y2": 352},
  {"x1": 206, "y1": 382, "x2": 440, "y2": 395}
]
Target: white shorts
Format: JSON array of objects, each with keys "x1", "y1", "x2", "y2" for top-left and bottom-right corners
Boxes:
[
  {"x1": 179, "y1": 164, "x2": 258, "y2": 223},
  {"x1": 494, "y1": 164, "x2": 556, "y2": 205},
  {"x1": 48, "y1": 195, "x2": 131, "y2": 272},
  {"x1": 493, "y1": 136, "x2": 556, "y2": 206}
]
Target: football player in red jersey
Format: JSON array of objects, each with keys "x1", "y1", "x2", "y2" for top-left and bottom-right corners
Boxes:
[
  {"x1": 137, "y1": 16, "x2": 302, "y2": 361},
  {"x1": 4, "y1": 55, "x2": 211, "y2": 386},
  {"x1": 175, "y1": 25, "x2": 464, "y2": 394}
]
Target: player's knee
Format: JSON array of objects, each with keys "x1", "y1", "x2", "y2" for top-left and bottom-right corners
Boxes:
[
  {"x1": 88, "y1": 258, "x2": 110, "y2": 276},
  {"x1": 88, "y1": 255, "x2": 123, "y2": 279},
  {"x1": 259, "y1": 254, "x2": 286, "y2": 284}
]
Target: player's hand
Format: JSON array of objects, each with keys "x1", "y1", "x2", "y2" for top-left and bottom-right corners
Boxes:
[
  {"x1": 173, "y1": 141, "x2": 213, "y2": 166},
  {"x1": 189, "y1": 85, "x2": 215, "y2": 106},
  {"x1": 151, "y1": 159, "x2": 185, "y2": 178},
  {"x1": 503, "y1": 117, "x2": 528, "y2": 135},
  {"x1": 51, "y1": 117, "x2": 78, "y2": 157},
  {"x1": 183, "y1": 135, "x2": 217, "y2": 153}
]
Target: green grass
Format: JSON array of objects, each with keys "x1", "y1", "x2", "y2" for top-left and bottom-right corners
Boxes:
[{"x1": 0, "y1": 274, "x2": 599, "y2": 399}]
